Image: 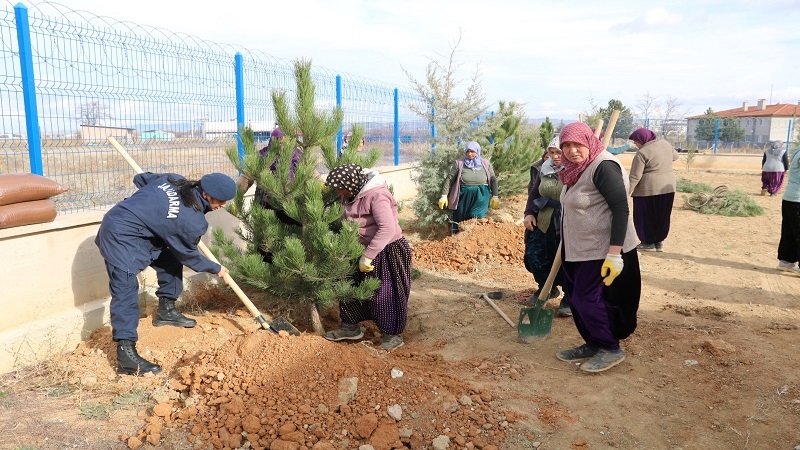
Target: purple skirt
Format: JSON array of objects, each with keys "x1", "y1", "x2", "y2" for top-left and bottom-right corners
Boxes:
[
  {"x1": 339, "y1": 237, "x2": 412, "y2": 335},
  {"x1": 561, "y1": 249, "x2": 641, "y2": 351},
  {"x1": 633, "y1": 193, "x2": 675, "y2": 245},
  {"x1": 762, "y1": 171, "x2": 785, "y2": 195}
]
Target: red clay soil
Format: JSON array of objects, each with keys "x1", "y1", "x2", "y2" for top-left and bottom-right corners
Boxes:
[
  {"x1": 101, "y1": 327, "x2": 522, "y2": 450},
  {"x1": 412, "y1": 218, "x2": 525, "y2": 274}
]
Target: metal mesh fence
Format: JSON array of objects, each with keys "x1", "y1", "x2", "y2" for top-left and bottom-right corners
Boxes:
[{"x1": 0, "y1": 1, "x2": 430, "y2": 213}]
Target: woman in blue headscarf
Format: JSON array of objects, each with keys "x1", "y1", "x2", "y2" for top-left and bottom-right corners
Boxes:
[{"x1": 438, "y1": 141, "x2": 499, "y2": 234}]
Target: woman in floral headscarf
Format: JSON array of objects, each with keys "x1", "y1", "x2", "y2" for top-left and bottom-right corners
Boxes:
[
  {"x1": 628, "y1": 128, "x2": 680, "y2": 252},
  {"x1": 554, "y1": 122, "x2": 641, "y2": 373},
  {"x1": 322, "y1": 164, "x2": 412, "y2": 350},
  {"x1": 761, "y1": 140, "x2": 789, "y2": 196}
]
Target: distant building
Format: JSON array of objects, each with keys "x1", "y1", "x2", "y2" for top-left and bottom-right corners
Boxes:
[
  {"x1": 80, "y1": 125, "x2": 135, "y2": 143},
  {"x1": 141, "y1": 130, "x2": 175, "y2": 141},
  {"x1": 687, "y1": 99, "x2": 799, "y2": 145},
  {"x1": 203, "y1": 121, "x2": 275, "y2": 141}
]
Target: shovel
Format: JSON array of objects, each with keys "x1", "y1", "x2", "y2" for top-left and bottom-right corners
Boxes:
[
  {"x1": 108, "y1": 137, "x2": 300, "y2": 335},
  {"x1": 518, "y1": 241, "x2": 561, "y2": 343}
]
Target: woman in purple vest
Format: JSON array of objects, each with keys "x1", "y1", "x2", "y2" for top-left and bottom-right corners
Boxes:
[{"x1": 437, "y1": 141, "x2": 499, "y2": 234}]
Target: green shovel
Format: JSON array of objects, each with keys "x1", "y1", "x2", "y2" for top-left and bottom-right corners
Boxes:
[{"x1": 518, "y1": 241, "x2": 562, "y2": 343}]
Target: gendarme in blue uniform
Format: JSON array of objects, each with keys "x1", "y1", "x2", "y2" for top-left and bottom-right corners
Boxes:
[{"x1": 95, "y1": 172, "x2": 221, "y2": 341}]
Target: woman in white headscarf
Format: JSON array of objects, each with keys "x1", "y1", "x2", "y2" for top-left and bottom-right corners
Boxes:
[
  {"x1": 761, "y1": 140, "x2": 789, "y2": 196},
  {"x1": 523, "y1": 136, "x2": 570, "y2": 316},
  {"x1": 438, "y1": 141, "x2": 499, "y2": 234}
]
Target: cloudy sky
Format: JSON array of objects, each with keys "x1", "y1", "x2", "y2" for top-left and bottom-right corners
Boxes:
[{"x1": 13, "y1": 0, "x2": 800, "y2": 120}]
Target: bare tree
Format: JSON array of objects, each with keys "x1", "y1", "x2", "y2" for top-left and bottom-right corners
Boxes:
[
  {"x1": 635, "y1": 92, "x2": 659, "y2": 126},
  {"x1": 76, "y1": 101, "x2": 111, "y2": 126},
  {"x1": 658, "y1": 95, "x2": 691, "y2": 144},
  {"x1": 402, "y1": 30, "x2": 489, "y2": 147}
]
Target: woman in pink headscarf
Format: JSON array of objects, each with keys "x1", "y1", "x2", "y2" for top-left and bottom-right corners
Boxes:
[
  {"x1": 628, "y1": 128, "x2": 679, "y2": 252},
  {"x1": 554, "y1": 122, "x2": 641, "y2": 373}
]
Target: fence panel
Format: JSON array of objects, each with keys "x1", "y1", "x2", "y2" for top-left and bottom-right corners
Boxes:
[{"x1": 0, "y1": 2, "x2": 429, "y2": 213}]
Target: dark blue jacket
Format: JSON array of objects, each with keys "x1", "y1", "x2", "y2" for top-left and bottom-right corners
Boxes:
[{"x1": 95, "y1": 172, "x2": 220, "y2": 274}]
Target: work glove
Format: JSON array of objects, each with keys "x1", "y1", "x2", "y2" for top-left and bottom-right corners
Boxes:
[
  {"x1": 437, "y1": 195, "x2": 448, "y2": 210},
  {"x1": 358, "y1": 255, "x2": 375, "y2": 272},
  {"x1": 489, "y1": 196, "x2": 500, "y2": 209},
  {"x1": 600, "y1": 253, "x2": 624, "y2": 286},
  {"x1": 320, "y1": 180, "x2": 329, "y2": 194}
]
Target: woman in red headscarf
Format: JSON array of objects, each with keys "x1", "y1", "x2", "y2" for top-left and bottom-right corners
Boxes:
[
  {"x1": 554, "y1": 122, "x2": 641, "y2": 373},
  {"x1": 628, "y1": 128, "x2": 680, "y2": 252}
]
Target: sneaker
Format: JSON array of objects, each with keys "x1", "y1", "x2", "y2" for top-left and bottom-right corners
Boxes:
[
  {"x1": 777, "y1": 260, "x2": 800, "y2": 274},
  {"x1": 761, "y1": 189, "x2": 767, "y2": 196},
  {"x1": 579, "y1": 349, "x2": 626, "y2": 373},
  {"x1": 549, "y1": 287, "x2": 561, "y2": 299},
  {"x1": 323, "y1": 325, "x2": 364, "y2": 341},
  {"x1": 654, "y1": 241, "x2": 664, "y2": 252},
  {"x1": 381, "y1": 334, "x2": 404, "y2": 350},
  {"x1": 556, "y1": 299, "x2": 572, "y2": 317},
  {"x1": 636, "y1": 243, "x2": 656, "y2": 252},
  {"x1": 556, "y1": 344, "x2": 597, "y2": 362}
]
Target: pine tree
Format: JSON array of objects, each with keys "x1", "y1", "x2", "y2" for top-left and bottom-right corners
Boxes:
[
  {"x1": 482, "y1": 101, "x2": 541, "y2": 196},
  {"x1": 213, "y1": 60, "x2": 380, "y2": 334}
]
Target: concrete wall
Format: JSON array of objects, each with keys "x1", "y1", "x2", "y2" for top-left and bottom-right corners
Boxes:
[{"x1": 0, "y1": 163, "x2": 418, "y2": 375}]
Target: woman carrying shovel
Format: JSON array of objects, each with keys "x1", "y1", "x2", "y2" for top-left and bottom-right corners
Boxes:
[
  {"x1": 523, "y1": 136, "x2": 570, "y2": 316},
  {"x1": 555, "y1": 122, "x2": 641, "y2": 373}
]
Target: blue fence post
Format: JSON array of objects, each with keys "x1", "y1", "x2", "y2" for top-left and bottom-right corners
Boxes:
[
  {"x1": 713, "y1": 118, "x2": 720, "y2": 154},
  {"x1": 430, "y1": 97, "x2": 436, "y2": 153},
  {"x1": 235, "y1": 53, "x2": 245, "y2": 161},
  {"x1": 787, "y1": 119, "x2": 794, "y2": 152},
  {"x1": 14, "y1": 3, "x2": 43, "y2": 175},
  {"x1": 393, "y1": 88, "x2": 399, "y2": 166},
  {"x1": 645, "y1": 118, "x2": 650, "y2": 130},
  {"x1": 336, "y1": 75, "x2": 343, "y2": 158}
]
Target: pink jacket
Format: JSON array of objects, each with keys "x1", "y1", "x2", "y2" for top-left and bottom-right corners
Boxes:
[{"x1": 342, "y1": 170, "x2": 403, "y2": 259}]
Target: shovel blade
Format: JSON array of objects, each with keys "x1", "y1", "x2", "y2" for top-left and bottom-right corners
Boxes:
[
  {"x1": 518, "y1": 304, "x2": 554, "y2": 343},
  {"x1": 270, "y1": 316, "x2": 301, "y2": 336}
]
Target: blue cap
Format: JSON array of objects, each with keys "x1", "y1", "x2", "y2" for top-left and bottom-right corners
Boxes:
[{"x1": 200, "y1": 173, "x2": 236, "y2": 201}]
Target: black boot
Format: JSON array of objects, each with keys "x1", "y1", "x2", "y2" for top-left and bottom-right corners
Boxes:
[
  {"x1": 152, "y1": 297, "x2": 197, "y2": 328},
  {"x1": 116, "y1": 340, "x2": 162, "y2": 376}
]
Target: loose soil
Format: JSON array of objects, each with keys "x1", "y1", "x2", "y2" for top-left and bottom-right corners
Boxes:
[{"x1": 2, "y1": 169, "x2": 800, "y2": 450}]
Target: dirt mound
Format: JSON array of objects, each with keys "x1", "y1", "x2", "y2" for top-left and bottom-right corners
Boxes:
[
  {"x1": 71, "y1": 317, "x2": 519, "y2": 450},
  {"x1": 412, "y1": 218, "x2": 525, "y2": 274}
]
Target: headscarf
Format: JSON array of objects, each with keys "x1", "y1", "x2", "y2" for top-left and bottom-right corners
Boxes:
[
  {"x1": 558, "y1": 122, "x2": 607, "y2": 187},
  {"x1": 547, "y1": 135, "x2": 560, "y2": 151},
  {"x1": 463, "y1": 141, "x2": 483, "y2": 170},
  {"x1": 325, "y1": 163, "x2": 368, "y2": 195},
  {"x1": 629, "y1": 128, "x2": 657, "y2": 145},
  {"x1": 766, "y1": 140, "x2": 785, "y2": 157}
]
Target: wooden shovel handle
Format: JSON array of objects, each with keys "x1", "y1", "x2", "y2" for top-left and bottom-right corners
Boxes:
[
  {"x1": 107, "y1": 136, "x2": 273, "y2": 330},
  {"x1": 538, "y1": 241, "x2": 562, "y2": 303}
]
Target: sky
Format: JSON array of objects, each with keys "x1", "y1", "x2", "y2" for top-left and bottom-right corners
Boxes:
[{"x1": 11, "y1": 0, "x2": 800, "y2": 121}]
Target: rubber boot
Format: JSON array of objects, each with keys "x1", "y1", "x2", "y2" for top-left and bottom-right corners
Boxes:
[
  {"x1": 152, "y1": 297, "x2": 197, "y2": 328},
  {"x1": 116, "y1": 340, "x2": 162, "y2": 376}
]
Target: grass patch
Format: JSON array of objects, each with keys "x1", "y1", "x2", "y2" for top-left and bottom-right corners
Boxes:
[
  {"x1": 112, "y1": 389, "x2": 150, "y2": 408},
  {"x1": 676, "y1": 176, "x2": 713, "y2": 193},
  {"x1": 79, "y1": 401, "x2": 113, "y2": 420}
]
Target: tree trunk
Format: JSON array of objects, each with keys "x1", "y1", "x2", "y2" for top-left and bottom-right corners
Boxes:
[{"x1": 309, "y1": 303, "x2": 323, "y2": 334}]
